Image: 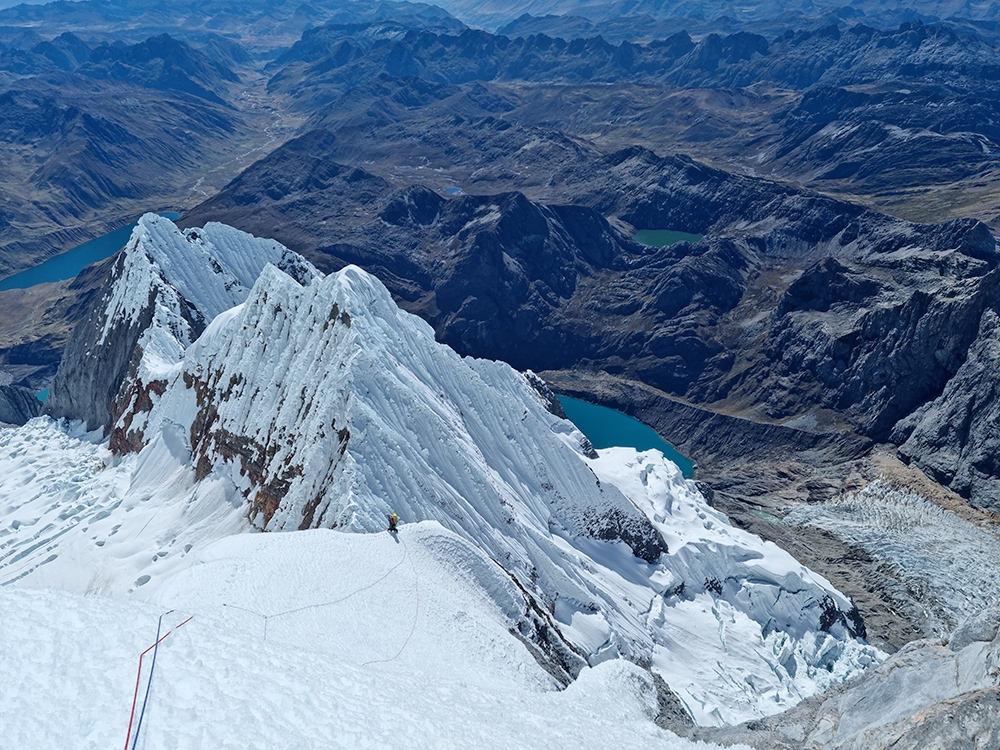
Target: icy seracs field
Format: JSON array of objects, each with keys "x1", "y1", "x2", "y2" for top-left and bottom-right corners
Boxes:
[
  {"x1": 786, "y1": 480, "x2": 1000, "y2": 634},
  {"x1": 0, "y1": 216, "x2": 884, "y2": 744}
]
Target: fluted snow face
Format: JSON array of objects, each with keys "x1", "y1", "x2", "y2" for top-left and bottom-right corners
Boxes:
[
  {"x1": 102, "y1": 213, "x2": 318, "y2": 339},
  {"x1": 102, "y1": 213, "x2": 319, "y2": 382},
  {"x1": 113, "y1": 253, "x2": 881, "y2": 724},
  {"x1": 177, "y1": 265, "x2": 649, "y2": 536},
  {"x1": 101, "y1": 215, "x2": 320, "y2": 451},
  {"x1": 127, "y1": 261, "x2": 674, "y2": 660}
]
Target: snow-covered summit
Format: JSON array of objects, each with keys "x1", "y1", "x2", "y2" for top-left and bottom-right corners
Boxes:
[
  {"x1": 99, "y1": 213, "x2": 318, "y2": 348},
  {"x1": 44, "y1": 213, "x2": 318, "y2": 434},
  {"x1": 6, "y1": 217, "x2": 882, "y2": 727}
]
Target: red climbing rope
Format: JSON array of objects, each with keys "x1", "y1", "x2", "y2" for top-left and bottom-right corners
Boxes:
[{"x1": 123, "y1": 614, "x2": 193, "y2": 750}]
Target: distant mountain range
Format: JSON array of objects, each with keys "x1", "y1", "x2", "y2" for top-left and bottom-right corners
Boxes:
[
  {"x1": 426, "y1": 0, "x2": 1000, "y2": 32},
  {"x1": 0, "y1": 31, "x2": 250, "y2": 275},
  {"x1": 268, "y1": 19, "x2": 1000, "y2": 93},
  {"x1": 0, "y1": 0, "x2": 464, "y2": 51},
  {"x1": 1, "y1": 30, "x2": 242, "y2": 101},
  {"x1": 263, "y1": 20, "x2": 1000, "y2": 230}
]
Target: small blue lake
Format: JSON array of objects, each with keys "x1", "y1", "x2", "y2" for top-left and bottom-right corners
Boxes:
[
  {"x1": 557, "y1": 395, "x2": 695, "y2": 477},
  {"x1": 0, "y1": 213, "x2": 180, "y2": 293},
  {"x1": 633, "y1": 229, "x2": 703, "y2": 248},
  {"x1": 445, "y1": 187, "x2": 463, "y2": 195}
]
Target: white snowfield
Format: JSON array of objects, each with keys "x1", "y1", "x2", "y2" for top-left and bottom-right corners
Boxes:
[
  {"x1": 2, "y1": 524, "x2": 747, "y2": 750},
  {"x1": 1, "y1": 217, "x2": 881, "y2": 742}
]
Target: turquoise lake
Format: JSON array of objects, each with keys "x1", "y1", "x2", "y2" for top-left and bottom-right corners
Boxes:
[
  {"x1": 557, "y1": 395, "x2": 695, "y2": 478},
  {"x1": 0, "y1": 213, "x2": 180, "y2": 293},
  {"x1": 633, "y1": 229, "x2": 703, "y2": 248}
]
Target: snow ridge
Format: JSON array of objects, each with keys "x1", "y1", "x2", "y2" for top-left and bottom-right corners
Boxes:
[
  {"x1": 120, "y1": 260, "x2": 674, "y2": 668},
  {"x1": 44, "y1": 214, "x2": 320, "y2": 434},
  {"x1": 102, "y1": 215, "x2": 320, "y2": 449}
]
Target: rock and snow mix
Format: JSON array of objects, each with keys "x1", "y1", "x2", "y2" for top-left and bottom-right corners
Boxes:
[
  {"x1": 786, "y1": 480, "x2": 1000, "y2": 635},
  {"x1": 98, "y1": 214, "x2": 318, "y2": 375},
  {"x1": 590, "y1": 449, "x2": 879, "y2": 725},
  {"x1": 1, "y1": 217, "x2": 883, "y2": 743},
  {"x1": 702, "y1": 603, "x2": 1000, "y2": 749}
]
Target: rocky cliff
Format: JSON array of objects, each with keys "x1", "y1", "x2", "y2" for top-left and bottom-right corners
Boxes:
[
  {"x1": 0, "y1": 385, "x2": 41, "y2": 426},
  {"x1": 894, "y1": 307, "x2": 1000, "y2": 511}
]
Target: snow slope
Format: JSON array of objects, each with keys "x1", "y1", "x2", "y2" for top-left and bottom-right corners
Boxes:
[
  {"x1": 590, "y1": 449, "x2": 880, "y2": 725},
  {"x1": 1, "y1": 217, "x2": 882, "y2": 729},
  {"x1": 2, "y1": 524, "x2": 747, "y2": 750},
  {"x1": 0, "y1": 418, "x2": 246, "y2": 595}
]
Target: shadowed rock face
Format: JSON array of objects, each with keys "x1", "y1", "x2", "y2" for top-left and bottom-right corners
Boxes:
[
  {"x1": 0, "y1": 385, "x2": 41, "y2": 425},
  {"x1": 739, "y1": 229, "x2": 1000, "y2": 441},
  {"x1": 43, "y1": 251, "x2": 157, "y2": 432},
  {"x1": 894, "y1": 307, "x2": 1000, "y2": 511}
]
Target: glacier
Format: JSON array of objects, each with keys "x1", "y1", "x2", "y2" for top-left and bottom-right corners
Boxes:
[{"x1": 0, "y1": 215, "x2": 883, "y2": 735}]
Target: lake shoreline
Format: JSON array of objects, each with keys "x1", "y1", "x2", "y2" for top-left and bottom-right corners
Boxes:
[
  {"x1": 0, "y1": 212, "x2": 180, "y2": 293},
  {"x1": 557, "y1": 394, "x2": 695, "y2": 478}
]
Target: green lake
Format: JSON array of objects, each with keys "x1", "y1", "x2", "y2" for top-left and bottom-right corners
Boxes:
[
  {"x1": 0, "y1": 213, "x2": 180, "y2": 293},
  {"x1": 557, "y1": 395, "x2": 695, "y2": 478},
  {"x1": 633, "y1": 229, "x2": 703, "y2": 248}
]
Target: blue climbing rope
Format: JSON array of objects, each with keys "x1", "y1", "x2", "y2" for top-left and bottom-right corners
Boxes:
[{"x1": 131, "y1": 609, "x2": 173, "y2": 750}]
